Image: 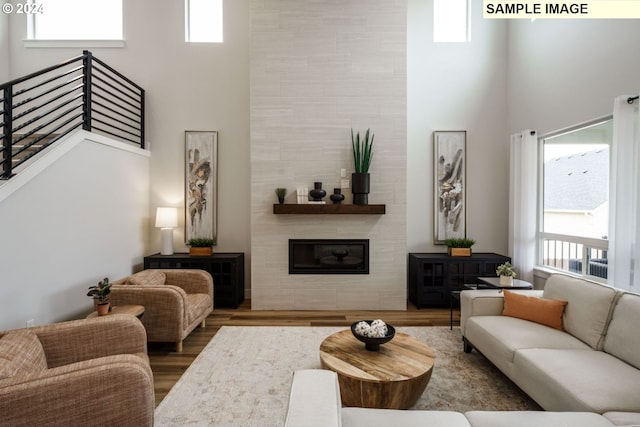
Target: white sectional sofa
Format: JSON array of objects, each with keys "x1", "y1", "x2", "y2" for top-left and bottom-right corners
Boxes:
[
  {"x1": 284, "y1": 369, "x2": 635, "y2": 427},
  {"x1": 461, "y1": 274, "x2": 640, "y2": 416}
]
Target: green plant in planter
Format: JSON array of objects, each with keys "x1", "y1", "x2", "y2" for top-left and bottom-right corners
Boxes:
[
  {"x1": 351, "y1": 128, "x2": 374, "y2": 173},
  {"x1": 275, "y1": 188, "x2": 287, "y2": 203},
  {"x1": 187, "y1": 238, "x2": 215, "y2": 248},
  {"x1": 496, "y1": 262, "x2": 517, "y2": 278},
  {"x1": 443, "y1": 238, "x2": 476, "y2": 248},
  {"x1": 87, "y1": 277, "x2": 112, "y2": 303}
]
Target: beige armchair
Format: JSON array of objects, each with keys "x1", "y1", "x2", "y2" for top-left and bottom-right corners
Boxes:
[
  {"x1": 111, "y1": 269, "x2": 213, "y2": 352},
  {"x1": 0, "y1": 315, "x2": 154, "y2": 427}
]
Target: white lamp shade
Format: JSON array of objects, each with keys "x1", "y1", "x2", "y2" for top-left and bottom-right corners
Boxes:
[{"x1": 155, "y1": 207, "x2": 178, "y2": 228}]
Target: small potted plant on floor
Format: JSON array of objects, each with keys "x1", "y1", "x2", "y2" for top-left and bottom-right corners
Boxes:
[
  {"x1": 444, "y1": 238, "x2": 476, "y2": 257},
  {"x1": 187, "y1": 237, "x2": 215, "y2": 256},
  {"x1": 496, "y1": 262, "x2": 517, "y2": 286},
  {"x1": 87, "y1": 277, "x2": 112, "y2": 316}
]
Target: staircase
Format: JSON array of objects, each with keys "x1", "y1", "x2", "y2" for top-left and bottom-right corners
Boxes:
[{"x1": 1, "y1": 51, "x2": 145, "y2": 180}]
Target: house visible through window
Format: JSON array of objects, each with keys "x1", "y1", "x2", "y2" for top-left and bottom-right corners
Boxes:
[
  {"x1": 433, "y1": 0, "x2": 470, "y2": 43},
  {"x1": 28, "y1": 0, "x2": 122, "y2": 40},
  {"x1": 185, "y1": 0, "x2": 223, "y2": 43},
  {"x1": 539, "y1": 118, "x2": 612, "y2": 280}
]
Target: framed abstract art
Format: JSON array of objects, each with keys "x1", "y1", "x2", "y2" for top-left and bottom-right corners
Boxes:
[
  {"x1": 185, "y1": 131, "x2": 218, "y2": 244},
  {"x1": 433, "y1": 130, "x2": 466, "y2": 244}
]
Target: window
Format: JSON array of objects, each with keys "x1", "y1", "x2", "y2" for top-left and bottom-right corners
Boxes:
[
  {"x1": 185, "y1": 0, "x2": 223, "y2": 43},
  {"x1": 28, "y1": 0, "x2": 122, "y2": 40},
  {"x1": 539, "y1": 118, "x2": 612, "y2": 280},
  {"x1": 433, "y1": 0, "x2": 470, "y2": 43}
]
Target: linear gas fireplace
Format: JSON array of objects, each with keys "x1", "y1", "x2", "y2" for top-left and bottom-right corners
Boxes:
[{"x1": 289, "y1": 239, "x2": 369, "y2": 274}]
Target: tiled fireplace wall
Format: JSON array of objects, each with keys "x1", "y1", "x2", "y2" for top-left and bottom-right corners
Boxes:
[{"x1": 250, "y1": 0, "x2": 407, "y2": 310}]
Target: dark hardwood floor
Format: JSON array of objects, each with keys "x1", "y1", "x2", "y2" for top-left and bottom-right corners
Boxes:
[{"x1": 148, "y1": 300, "x2": 459, "y2": 406}]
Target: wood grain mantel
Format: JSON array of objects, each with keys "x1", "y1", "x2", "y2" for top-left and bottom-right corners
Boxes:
[
  {"x1": 319, "y1": 329, "x2": 435, "y2": 409},
  {"x1": 273, "y1": 204, "x2": 386, "y2": 214}
]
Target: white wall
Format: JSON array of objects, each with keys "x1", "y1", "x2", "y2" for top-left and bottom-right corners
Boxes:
[
  {"x1": 0, "y1": 11, "x2": 8, "y2": 82},
  {"x1": 407, "y1": 0, "x2": 509, "y2": 254},
  {"x1": 0, "y1": 133, "x2": 150, "y2": 330},
  {"x1": 508, "y1": 20, "x2": 640, "y2": 135},
  {"x1": 6, "y1": 0, "x2": 252, "y2": 288},
  {"x1": 250, "y1": 0, "x2": 407, "y2": 310}
]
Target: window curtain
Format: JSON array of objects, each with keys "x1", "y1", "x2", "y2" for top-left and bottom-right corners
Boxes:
[
  {"x1": 609, "y1": 94, "x2": 640, "y2": 292},
  {"x1": 509, "y1": 130, "x2": 538, "y2": 284}
]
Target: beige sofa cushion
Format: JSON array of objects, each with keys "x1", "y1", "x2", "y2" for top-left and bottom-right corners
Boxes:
[
  {"x1": 0, "y1": 330, "x2": 48, "y2": 379},
  {"x1": 543, "y1": 274, "x2": 617, "y2": 349},
  {"x1": 513, "y1": 348, "x2": 640, "y2": 413},
  {"x1": 465, "y1": 411, "x2": 615, "y2": 427},
  {"x1": 604, "y1": 292, "x2": 640, "y2": 370},
  {"x1": 343, "y1": 408, "x2": 471, "y2": 427}
]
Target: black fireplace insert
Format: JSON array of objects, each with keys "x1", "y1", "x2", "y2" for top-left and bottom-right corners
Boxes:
[{"x1": 289, "y1": 239, "x2": 369, "y2": 274}]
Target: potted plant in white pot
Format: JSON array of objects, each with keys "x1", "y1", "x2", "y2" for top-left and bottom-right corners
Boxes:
[
  {"x1": 496, "y1": 262, "x2": 517, "y2": 286},
  {"x1": 87, "y1": 277, "x2": 112, "y2": 316},
  {"x1": 187, "y1": 237, "x2": 215, "y2": 256},
  {"x1": 351, "y1": 128, "x2": 374, "y2": 205}
]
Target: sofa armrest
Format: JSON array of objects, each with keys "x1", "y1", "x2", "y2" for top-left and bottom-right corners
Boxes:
[
  {"x1": 0, "y1": 354, "x2": 154, "y2": 427},
  {"x1": 31, "y1": 315, "x2": 147, "y2": 368},
  {"x1": 285, "y1": 369, "x2": 342, "y2": 427},
  {"x1": 164, "y1": 269, "x2": 214, "y2": 298},
  {"x1": 460, "y1": 289, "x2": 543, "y2": 335}
]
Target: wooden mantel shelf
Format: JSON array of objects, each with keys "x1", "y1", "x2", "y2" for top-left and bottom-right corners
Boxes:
[{"x1": 273, "y1": 204, "x2": 386, "y2": 215}]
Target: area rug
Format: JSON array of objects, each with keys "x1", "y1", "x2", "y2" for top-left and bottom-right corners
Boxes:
[{"x1": 154, "y1": 326, "x2": 539, "y2": 426}]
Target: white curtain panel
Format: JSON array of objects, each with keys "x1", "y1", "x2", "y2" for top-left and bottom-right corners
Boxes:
[
  {"x1": 609, "y1": 94, "x2": 640, "y2": 292},
  {"x1": 508, "y1": 130, "x2": 538, "y2": 284}
]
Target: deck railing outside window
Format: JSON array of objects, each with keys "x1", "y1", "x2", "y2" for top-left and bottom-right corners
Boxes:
[{"x1": 541, "y1": 232, "x2": 609, "y2": 280}]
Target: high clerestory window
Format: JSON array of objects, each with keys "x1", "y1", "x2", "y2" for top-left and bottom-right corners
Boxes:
[
  {"x1": 433, "y1": 0, "x2": 470, "y2": 43},
  {"x1": 185, "y1": 0, "x2": 223, "y2": 43},
  {"x1": 27, "y1": 0, "x2": 123, "y2": 40}
]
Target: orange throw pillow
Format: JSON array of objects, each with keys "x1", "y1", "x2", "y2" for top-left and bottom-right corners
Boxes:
[{"x1": 502, "y1": 290, "x2": 568, "y2": 330}]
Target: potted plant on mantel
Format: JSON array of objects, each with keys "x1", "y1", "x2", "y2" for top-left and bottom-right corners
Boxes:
[
  {"x1": 444, "y1": 238, "x2": 476, "y2": 257},
  {"x1": 87, "y1": 277, "x2": 112, "y2": 316},
  {"x1": 187, "y1": 237, "x2": 215, "y2": 256},
  {"x1": 496, "y1": 261, "x2": 517, "y2": 286},
  {"x1": 351, "y1": 128, "x2": 374, "y2": 205}
]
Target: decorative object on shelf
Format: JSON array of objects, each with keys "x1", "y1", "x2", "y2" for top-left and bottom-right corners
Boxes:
[
  {"x1": 185, "y1": 130, "x2": 218, "y2": 245},
  {"x1": 296, "y1": 186, "x2": 308, "y2": 204},
  {"x1": 444, "y1": 237, "x2": 475, "y2": 257},
  {"x1": 275, "y1": 188, "x2": 287, "y2": 204},
  {"x1": 496, "y1": 261, "x2": 517, "y2": 286},
  {"x1": 351, "y1": 128, "x2": 374, "y2": 205},
  {"x1": 330, "y1": 188, "x2": 345, "y2": 204},
  {"x1": 351, "y1": 319, "x2": 395, "y2": 351},
  {"x1": 155, "y1": 207, "x2": 178, "y2": 255},
  {"x1": 309, "y1": 182, "x2": 326, "y2": 201},
  {"x1": 434, "y1": 130, "x2": 467, "y2": 244},
  {"x1": 87, "y1": 277, "x2": 112, "y2": 316},
  {"x1": 187, "y1": 237, "x2": 215, "y2": 256}
]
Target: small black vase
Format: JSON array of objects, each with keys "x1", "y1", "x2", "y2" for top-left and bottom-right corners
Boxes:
[
  {"x1": 309, "y1": 182, "x2": 326, "y2": 201},
  {"x1": 330, "y1": 188, "x2": 345, "y2": 204}
]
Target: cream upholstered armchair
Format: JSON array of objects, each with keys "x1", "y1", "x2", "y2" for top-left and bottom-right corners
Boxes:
[
  {"x1": 0, "y1": 315, "x2": 154, "y2": 427},
  {"x1": 111, "y1": 269, "x2": 214, "y2": 352}
]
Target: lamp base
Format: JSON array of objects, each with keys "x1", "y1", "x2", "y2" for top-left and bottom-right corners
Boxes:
[{"x1": 160, "y1": 228, "x2": 174, "y2": 255}]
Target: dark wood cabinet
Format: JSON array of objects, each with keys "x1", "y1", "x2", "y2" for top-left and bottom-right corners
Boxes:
[
  {"x1": 408, "y1": 252, "x2": 510, "y2": 308},
  {"x1": 144, "y1": 253, "x2": 245, "y2": 308}
]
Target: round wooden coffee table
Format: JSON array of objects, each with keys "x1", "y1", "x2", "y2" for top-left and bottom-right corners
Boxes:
[{"x1": 319, "y1": 329, "x2": 435, "y2": 409}]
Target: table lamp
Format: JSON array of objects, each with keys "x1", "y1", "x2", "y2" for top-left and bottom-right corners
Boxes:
[{"x1": 156, "y1": 207, "x2": 178, "y2": 255}]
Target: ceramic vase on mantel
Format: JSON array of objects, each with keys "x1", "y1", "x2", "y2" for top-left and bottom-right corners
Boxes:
[
  {"x1": 309, "y1": 182, "x2": 326, "y2": 202},
  {"x1": 499, "y1": 275, "x2": 514, "y2": 287},
  {"x1": 351, "y1": 173, "x2": 370, "y2": 205},
  {"x1": 330, "y1": 188, "x2": 345, "y2": 204}
]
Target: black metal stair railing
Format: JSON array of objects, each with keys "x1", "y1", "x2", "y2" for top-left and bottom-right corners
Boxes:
[{"x1": 0, "y1": 50, "x2": 145, "y2": 179}]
